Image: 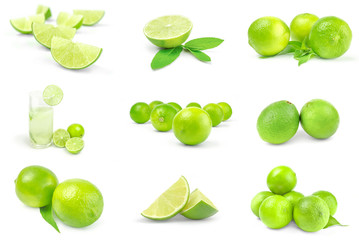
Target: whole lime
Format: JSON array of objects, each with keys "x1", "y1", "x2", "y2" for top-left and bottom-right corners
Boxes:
[
  {"x1": 308, "y1": 16, "x2": 352, "y2": 59},
  {"x1": 312, "y1": 190, "x2": 337, "y2": 216},
  {"x1": 300, "y1": 99, "x2": 339, "y2": 139},
  {"x1": 284, "y1": 191, "x2": 304, "y2": 207},
  {"x1": 172, "y1": 107, "x2": 212, "y2": 145},
  {"x1": 259, "y1": 195, "x2": 293, "y2": 229},
  {"x1": 203, "y1": 103, "x2": 224, "y2": 127},
  {"x1": 67, "y1": 123, "x2": 85, "y2": 138},
  {"x1": 217, "y1": 102, "x2": 232, "y2": 121},
  {"x1": 130, "y1": 102, "x2": 151, "y2": 124},
  {"x1": 290, "y1": 13, "x2": 319, "y2": 42},
  {"x1": 293, "y1": 195, "x2": 330, "y2": 232},
  {"x1": 167, "y1": 102, "x2": 182, "y2": 112},
  {"x1": 52, "y1": 179, "x2": 104, "y2": 228},
  {"x1": 149, "y1": 100, "x2": 163, "y2": 111},
  {"x1": 267, "y1": 166, "x2": 297, "y2": 195},
  {"x1": 257, "y1": 100, "x2": 299, "y2": 144},
  {"x1": 251, "y1": 191, "x2": 274, "y2": 218},
  {"x1": 15, "y1": 165, "x2": 58, "y2": 208},
  {"x1": 186, "y1": 102, "x2": 201, "y2": 108},
  {"x1": 150, "y1": 104, "x2": 178, "y2": 132},
  {"x1": 248, "y1": 16, "x2": 290, "y2": 56}
]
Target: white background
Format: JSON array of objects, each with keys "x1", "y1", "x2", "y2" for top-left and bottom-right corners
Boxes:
[{"x1": 0, "y1": 0, "x2": 358, "y2": 239}]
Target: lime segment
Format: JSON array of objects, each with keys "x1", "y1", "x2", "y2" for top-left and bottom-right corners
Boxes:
[
  {"x1": 57, "y1": 12, "x2": 83, "y2": 29},
  {"x1": 181, "y1": 189, "x2": 218, "y2": 220},
  {"x1": 33, "y1": 23, "x2": 76, "y2": 48},
  {"x1": 36, "y1": 5, "x2": 52, "y2": 20},
  {"x1": 10, "y1": 14, "x2": 45, "y2": 34},
  {"x1": 73, "y1": 10, "x2": 105, "y2": 26},
  {"x1": 53, "y1": 129, "x2": 70, "y2": 148},
  {"x1": 43, "y1": 85, "x2": 63, "y2": 106},
  {"x1": 65, "y1": 137, "x2": 84, "y2": 154}
]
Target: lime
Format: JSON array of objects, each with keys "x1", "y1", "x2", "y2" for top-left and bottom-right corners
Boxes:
[
  {"x1": 290, "y1": 13, "x2": 319, "y2": 42},
  {"x1": 42, "y1": 85, "x2": 63, "y2": 106},
  {"x1": 10, "y1": 14, "x2": 45, "y2": 34},
  {"x1": 130, "y1": 102, "x2": 151, "y2": 124},
  {"x1": 259, "y1": 195, "x2": 293, "y2": 229},
  {"x1": 15, "y1": 165, "x2": 58, "y2": 208},
  {"x1": 293, "y1": 195, "x2": 330, "y2": 232},
  {"x1": 73, "y1": 10, "x2": 105, "y2": 26},
  {"x1": 173, "y1": 107, "x2": 212, "y2": 145},
  {"x1": 65, "y1": 137, "x2": 84, "y2": 154},
  {"x1": 308, "y1": 16, "x2": 352, "y2": 59},
  {"x1": 267, "y1": 166, "x2": 297, "y2": 195},
  {"x1": 167, "y1": 102, "x2": 182, "y2": 112},
  {"x1": 203, "y1": 103, "x2": 224, "y2": 127},
  {"x1": 181, "y1": 189, "x2": 218, "y2": 220},
  {"x1": 312, "y1": 191, "x2": 337, "y2": 216},
  {"x1": 150, "y1": 104, "x2": 178, "y2": 132},
  {"x1": 257, "y1": 100, "x2": 299, "y2": 144},
  {"x1": 149, "y1": 100, "x2": 163, "y2": 111},
  {"x1": 32, "y1": 23, "x2": 76, "y2": 48},
  {"x1": 52, "y1": 179, "x2": 104, "y2": 228},
  {"x1": 67, "y1": 123, "x2": 85, "y2": 138},
  {"x1": 250, "y1": 191, "x2": 274, "y2": 218},
  {"x1": 56, "y1": 12, "x2": 83, "y2": 29},
  {"x1": 144, "y1": 15, "x2": 192, "y2": 48},
  {"x1": 248, "y1": 16, "x2": 290, "y2": 56},
  {"x1": 284, "y1": 191, "x2": 304, "y2": 207},
  {"x1": 142, "y1": 176, "x2": 190, "y2": 220},
  {"x1": 51, "y1": 37, "x2": 102, "y2": 69},
  {"x1": 53, "y1": 129, "x2": 70, "y2": 148},
  {"x1": 186, "y1": 102, "x2": 201, "y2": 108},
  {"x1": 36, "y1": 5, "x2": 52, "y2": 20},
  {"x1": 217, "y1": 102, "x2": 232, "y2": 121}
]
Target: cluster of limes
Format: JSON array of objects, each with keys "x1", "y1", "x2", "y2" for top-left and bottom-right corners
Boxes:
[
  {"x1": 257, "y1": 99, "x2": 339, "y2": 144},
  {"x1": 251, "y1": 166, "x2": 344, "y2": 232},
  {"x1": 130, "y1": 101, "x2": 232, "y2": 145},
  {"x1": 15, "y1": 165, "x2": 104, "y2": 232}
]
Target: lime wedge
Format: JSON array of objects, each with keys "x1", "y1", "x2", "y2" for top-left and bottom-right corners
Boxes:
[
  {"x1": 36, "y1": 5, "x2": 52, "y2": 20},
  {"x1": 43, "y1": 85, "x2": 63, "y2": 106},
  {"x1": 10, "y1": 14, "x2": 45, "y2": 34},
  {"x1": 142, "y1": 176, "x2": 190, "y2": 220},
  {"x1": 53, "y1": 129, "x2": 70, "y2": 148},
  {"x1": 57, "y1": 12, "x2": 83, "y2": 29},
  {"x1": 73, "y1": 10, "x2": 105, "y2": 26},
  {"x1": 33, "y1": 23, "x2": 76, "y2": 48},
  {"x1": 65, "y1": 137, "x2": 84, "y2": 154},
  {"x1": 144, "y1": 15, "x2": 192, "y2": 48},
  {"x1": 181, "y1": 189, "x2": 218, "y2": 220},
  {"x1": 51, "y1": 37, "x2": 102, "y2": 69}
]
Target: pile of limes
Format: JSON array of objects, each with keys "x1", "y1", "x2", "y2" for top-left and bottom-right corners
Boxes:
[{"x1": 251, "y1": 166, "x2": 345, "y2": 232}]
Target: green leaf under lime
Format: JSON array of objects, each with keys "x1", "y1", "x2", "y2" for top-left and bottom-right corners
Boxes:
[
  {"x1": 32, "y1": 23, "x2": 76, "y2": 49},
  {"x1": 40, "y1": 204, "x2": 60, "y2": 233},
  {"x1": 181, "y1": 189, "x2": 218, "y2": 220}
]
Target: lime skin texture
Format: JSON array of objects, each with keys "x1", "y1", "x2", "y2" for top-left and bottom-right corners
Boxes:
[
  {"x1": 149, "y1": 100, "x2": 163, "y2": 111},
  {"x1": 150, "y1": 104, "x2": 178, "y2": 132},
  {"x1": 186, "y1": 102, "x2": 201, "y2": 108},
  {"x1": 15, "y1": 166, "x2": 58, "y2": 208},
  {"x1": 259, "y1": 195, "x2": 293, "y2": 229},
  {"x1": 284, "y1": 191, "x2": 304, "y2": 207},
  {"x1": 130, "y1": 102, "x2": 151, "y2": 124},
  {"x1": 217, "y1": 102, "x2": 232, "y2": 121},
  {"x1": 251, "y1": 191, "x2": 274, "y2": 218},
  {"x1": 300, "y1": 99, "x2": 339, "y2": 139},
  {"x1": 168, "y1": 102, "x2": 182, "y2": 112},
  {"x1": 203, "y1": 103, "x2": 224, "y2": 127},
  {"x1": 267, "y1": 166, "x2": 297, "y2": 195},
  {"x1": 67, "y1": 123, "x2": 85, "y2": 138},
  {"x1": 290, "y1": 13, "x2": 319, "y2": 42},
  {"x1": 312, "y1": 190, "x2": 337, "y2": 216}
]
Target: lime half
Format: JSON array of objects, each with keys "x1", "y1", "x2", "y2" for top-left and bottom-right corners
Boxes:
[
  {"x1": 43, "y1": 85, "x2": 63, "y2": 106},
  {"x1": 53, "y1": 129, "x2": 70, "y2": 148},
  {"x1": 144, "y1": 15, "x2": 192, "y2": 48},
  {"x1": 142, "y1": 176, "x2": 190, "y2": 220},
  {"x1": 65, "y1": 137, "x2": 84, "y2": 154},
  {"x1": 181, "y1": 189, "x2": 218, "y2": 220},
  {"x1": 10, "y1": 14, "x2": 45, "y2": 34},
  {"x1": 73, "y1": 10, "x2": 105, "y2": 26},
  {"x1": 33, "y1": 23, "x2": 76, "y2": 48},
  {"x1": 36, "y1": 5, "x2": 52, "y2": 20},
  {"x1": 57, "y1": 12, "x2": 83, "y2": 29}
]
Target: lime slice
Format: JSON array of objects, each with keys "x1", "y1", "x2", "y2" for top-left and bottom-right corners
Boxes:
[
  {"x1": 53, "y1": 129, "x2": 70, "y2": 148},
  {"x1": 181, "y1": 189, "x2": 218, "y2": 220},
  {"x1": 141, "y1": 176, "x2": 190, "y2": 220},
  {"x1": 10, "y1": 14, "x2": 45, "y2": 34},
  {"x1": 43, "y1": 85, "x2": 63, "y2": 106},
  {"x1": 144, "y1": 15, "x2": 192, "y2": 48},
  {"x1": 33, "y1": 23, "x2": 76, "y2": 48},
  {"x1": 51, "y1": 37, "x2": 102, "y2": 69},
  {"x1": 36, "y1": 5, "x2": 52, "y2": 20},
  {"x1": 73, "y1": 10, "x2": 105, "y2": 26},
  {"x1": 65, "y1": 137, "x2": 84, "y2": 154},
  {"x1": 57, "y1": 12, "x2": 83, "y2": 29}
]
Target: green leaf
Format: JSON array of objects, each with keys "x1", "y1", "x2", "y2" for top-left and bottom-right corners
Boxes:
[
  {"x1": 324, "y1": 216, "x2": 347, "y2": 229},
  {"x1": 40, "y1": 204, "x2": 60, "y2": 233},
  {"x1": 186, "y1": 48, "x2": 211, "y2": 62},
  {"x1": 184, "y1": 37, "x2": 224, "y2": 50},
  {"x1": 151, "y1": 46, "x2": 183, "y2": 70}
]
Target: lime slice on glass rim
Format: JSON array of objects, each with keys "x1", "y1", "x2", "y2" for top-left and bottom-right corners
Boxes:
[
  {"x1": 73, "y1": 10, "x2": 105, "y2": 26},
  {"x1": 43, "y1": 85, "x2": 63, "y2": 106},
  {"x1": 141, "y1": 176, "x2": 190, "y2": 220},
  {"x1": 181, "y1": 189, "x2": 218, "y2": 220},
  {"x1": 65, "y1": 137, "x2": 84, "y2": 154},
  {"x1": 53, "y1": 129, "x2": 70, "y2": 148},
  {"x1": 10, "y1": 14, "x2": 45, "y2": 34},
  {"x1": 57, "y1": 12, "x2": 83, "y2": 29},
  {"x1": 32, "y1": 23, "x2": 76, "y2": 48},
  {"x1": 36, "y1": 5, "x2": 52, "y2": 20}
]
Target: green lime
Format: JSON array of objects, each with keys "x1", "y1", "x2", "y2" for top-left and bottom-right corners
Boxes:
[
  {"x1": 267, "y1": 166, "x2": 297, "y2": 195},
  {"x1": 65, "y1": 137, "x2": 84, "y2": 154},
  {"x1": 186, "y1": 102, "x2": 201, "y2": 108},
  {"x1": 67, "y1": 123, "x2": 85, "y2": 138},
  {"x1": 15, "y1": 165, "x2": 58, "y2": 208},
  {"x1": 144, "y1": 15, "x2": 192, "y2": 48},
  {"x1": 53, "y1": 129, "x2": 70, "y2": 148},
  {"x1": 130, "y1": 102, "x2": 151, "y2": 124},
  {"x1": 217, "y1": 102, "x2": 232, "y2": 121},
  {"x1": 56, "y1": 12, "x2": 83, "y2": 29},
  {"x1": 149, "y1": 100, "x2": 163, "y2": 111},
  {"x1": 257, "y1": 100, "x2": 299, "y2": 144},
  {"x1": 250, "y1": 191, "x2": 274, "y2": 218},
  {"x1": 73, "y1": 10, "x2": 105, "y2": 26},
  {"x1": 173, "y1": 107, "x2": 212, "y2": 145},
  {"x1": 36, "y1": 5, "x2": 52, "y2": 20},
  {"x1": 309, "y1": 16, "x2": 352, "y2": 59},
  {"x1": 203, "y1": 103, "x2": 224, "y2": 127},
  {"x1": 42, "y1": 85, "x2": 63, "y2": 106},
  {"x1": 259, "y1": 195, "x2": 293, "y2": 229},
  {"x1": 51, "y1": 37, "x2": 102, "y2": 69},
  {"x1": 10, "y1": 14, "x2": 45, "y2": 34},
  {"x1": 167, "y1": 102, "x2": 182, "y2": 112},
  {"x1": 248, "y1": 16, "x2": 290, "y2": 56},
  {"x1": 33, "y1": 23, "x2": 76, "y2": 49},
  {"x1": 181, "y1": 189, "x2": 218, "y2": 220},
  {"x1": 312, "y1": 191, "x2": 337, "y2": 216},
  {"x1": 293, "y1": 195, "x2": 330, "y2": 232},
  {"x1": 150, "y1": 104, "x2": 178, "y2": 132},
  {"x1": 52, "y1": 179, "x2": 104, "y2": 228},
  {"x1": 142, "y1": 176, "x2": 190, "y2": 220},
  {"x1": 290, "y1": 13, "x2": 319, "y2": 42},
  {"x1": 284, "y1": 191, "x2": 304, "y2": 207}
]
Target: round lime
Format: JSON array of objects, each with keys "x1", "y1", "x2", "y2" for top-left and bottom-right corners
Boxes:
[
  {"x1": 267, "y1": 166, "x2": 297, "y2": 195},
  {"x1": 150, "y1": 104, "x2": 178, "y2": 132},
  {"x1": 203, "y1": 103, "x2": 224, "y2": 127},
  {"x1": 283, "y1": 191, "x2": 304, "y2": 207},
  {"x1": 53, "y1": 129, "x2": 70, "y2": 148},
  {"x1": 167, "y1": 102, "x2": 182, "y2": 112},
  {"x1": 251, "y1": 191, "x2": 274, "y2": 218},
  {"x1": 130, "y1": 102, "x2": 151, "y2": 124},
  {"x1": 259, "y1": 195, "x2": 293, "y2": 229},
  {"x1": 312, "y1": 190, "x2": 337, "y2": 216},
  {"x1": 186, "y1": 102, "x2": 201, "y2": 108},
  {"x1": 43, "y1": 85, "x2": 63, "y2": 106},
  {"x1": 149, "y1": 100, "x2": 163, "y2": 111},
  {"x1": 290, "y1": 13, "x2": 319, "y2": 42},
  {"x1": 217, "y1": 102, "x2": 232, "y2": 121},
  {"x1": 65, "y1": 137, "x2": 84, "y2": 154},
  {"x1": 67, "y1": 123, "x2": 85, "y2": 138}
]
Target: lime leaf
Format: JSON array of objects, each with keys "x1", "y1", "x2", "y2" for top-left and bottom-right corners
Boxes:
[
  {"x1": 324, "y1": 216, "x2": 347, "y2": 229},
  {"x1": 151, "y1": 46, "x2": 183, "y2": 70},
  {"x1": 184, "y1": 37, "x2": 224, "y2": 50},
  {"x1": 40, "y1": 204, "x2": 60, "y2": 233},
  {"x1": 186, "y1": 48, "x2": 211, "y2": 62}
]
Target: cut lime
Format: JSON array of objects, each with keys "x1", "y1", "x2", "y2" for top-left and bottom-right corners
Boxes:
[
  {"x1": 33, "y1": 23, "x2": 76, "y2": 48},
  {"x1": 43, "y1": 85, "x2": 63, "y2": 106},
  {"x1": 51, "y1": 37, "x2": 102, "y2": 69},
  {"x1": 10, "y1": 14, "x2": 45, "y2": 34},
  {"x1": 53, "y1": 129, "x2": 70, "y2": 148},
  {"x1": 144, "y1": 15, "x2": 192, "y2": 48},
  {"x1": 56, "y1": 12, "x2": 83, "y2": 29},
  {"x1": 142, "y1": 176, "x2": 190, "y2": 220},
  {"x1": 181, "y1": 189, "x2": 218, "y2": 220},
  {"x1": 65, "y1": 137, "x2": 84, "y2": 154},
  {"x1": 73, "y1": 10, "x2": 105, "y2": 26},
  {"x1": 36, "y1": 5, "x2": 52, "y2": 20}
]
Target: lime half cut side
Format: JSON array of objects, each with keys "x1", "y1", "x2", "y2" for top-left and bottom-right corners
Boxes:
[
  {"x1": 43, "y1": 85, "x2": 63, "y2": 106},
  {"x1": 53, "y1": 129, "x2": 70, "y2": 148},
  {"x1": 73, "y1": 10, "x2": 105, "y2": 26},
  {"x1": 144, "y1": 15, "x2": 192, "y2": 48},
  {"x1": 141, "y1": 176, "x2": 190, "y2": 220},
  {"x1": 181, "y1": 189, "x2": 218, "y2": 220},
  {"x1": 33, "y1": 23, "x2": 76, "y2": 48},
  {"x1": 51, "y1": 37, "x2": 102, "y2": 69},
  {"x1": 65, "y1": 137, "x2": 84, "y2": 154},
  {"x1": 10, "y1": 14, "x2": 45, "y2": 34},
  {"x1": 36, "y1": 5, "x2": 52, "y2": 20},
  {"x1": 57, "y1": 12, "x2": 83, "y2": 29}
]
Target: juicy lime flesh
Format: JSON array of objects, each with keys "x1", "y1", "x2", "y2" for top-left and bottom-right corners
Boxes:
[
  {"x1": 10, "y1": 14, "x2": 45, "y2": 34},
  {"x1": 259, "y1": 195, "x2": 293, "y2": 229},
  {"x1": 150, "y1": 104, "x2": 177, "y2": 132},
  {"x1": 67, "y1": 123, "x2": 85, "y2": 138},
  {"x1": 33, "y1": 23, "x2": 76, "y2": 48},
  {"x1": 186, "y1": 102, "x2": 201, "y2": 108},
  {"x1": 181, "y1": 189, "x2": 218, "y2": 220},
  {"x1": 167, "y1": 102, "x2": 182, "y2": 112},
  {"x1": 57, "y1": 12, "x2": 83, "y2": 29},
  {"x1": 251, "y1": 191, "x2": 274, "y2": 217},
  {"x1": 203, "y1": 103, "x2": 224, "y2": 127},
  {"x1": 36, "y1": 5, "x2": 52, "y2": 20},
  {"x1": 149, "y1": 100, "x2": 163, "y2": 111},
  {"x1": 217, "y1": 102, "x2": 232, "y2": 121},
  {"x1": 65, "y1": 137, "x2": 84, "y2": 154},
  {"x1": 53, "y1": 129, "x2": 70, "y2": 148},
  {"x1": 312, "y1": 191, "x2": 337, "y2": 216},
  {"x1": 130, "y1": 102, "x2": 151, "y2": 124},
  {"x1": 142, "y1": 176, "x2": 190, "y2": 220},
  {"x1": 290, "y1": 13, "x2": 319, "y2": 42},
  {"x1": 267, "y1": 166, "x2": 297, "y2": 195},
  {"x1": 73, "y1": 10, "x2": 105, "y2": 26},
  {"x1": 43, "y1": 85, "x2": 63, "y2": 106},
  {"x1": 284, "y1": 191, "x2": 304, "y2": 207}
]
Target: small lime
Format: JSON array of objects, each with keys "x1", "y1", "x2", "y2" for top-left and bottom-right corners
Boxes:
[
  {"x1": 43, "y1": 85, "x2": 63, "y2": 106},
  {"x1": 284, "y1": 191, "x2": 304, "y2": 207},
  {"x1": 186, "y1": 102, "x2": 201, "y2": 108},
  {"x1": 312, "y1": 190, "x2": 337, "y2": 216},
  {"x1": 251, "y1": 191, "x2": 274, "y2": 218},
  {"x1": 259, "y1": 195, "x2": 293, "y2": 229},
  {"x1": 150, "y1": 104, "x2": 178, "y2": 132},
  {"x1": 53, "y1": 129, "x2": 70, "y2": 148},
  {"x1": 149, "y1": 100, "x2": 163, "y2": 111},
  {"x1": 130, "y1": 102, "x2": 151, "y2": 124},
  {"x1": 167, "y1": 102, "x2": 182, "y2": 112},
  {"x1": 65, "y1": 137, "x2": 84, "y2": 154},
  {"x1": 217, "y1": 102, "x2": 232, "y2": 121},
  {"x1": 67, "y1": 123, "x2": 85, "y2": 138},
  {"x1": 267, "y1": 166, "x2": 297, "y2": 195},
  {"x1": 203, "y1": 103, "x2": 224, "y2": 127},
  {"x1": 290, "y1": 13, "x2": 319, "y2": 42}
]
